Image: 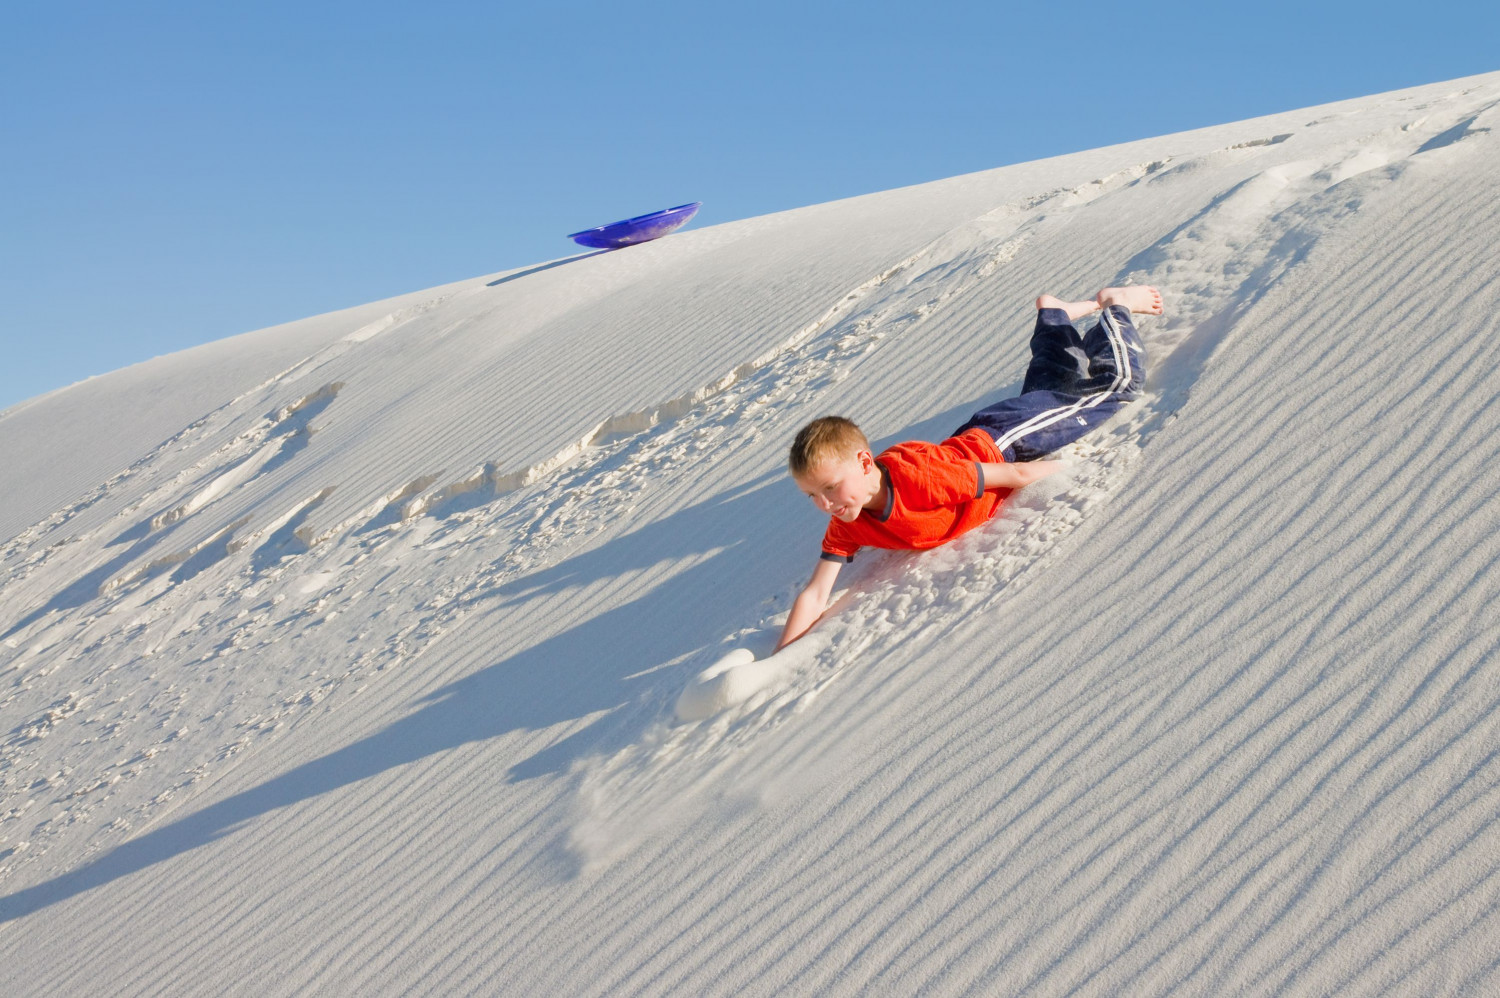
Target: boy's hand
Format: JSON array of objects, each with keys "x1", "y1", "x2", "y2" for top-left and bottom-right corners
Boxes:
[{"x1": 776, "y1": 558, "x2": 843, "y2": 651}]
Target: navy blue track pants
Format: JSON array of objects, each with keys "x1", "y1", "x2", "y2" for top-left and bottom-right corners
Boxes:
[{"x1": 955, "y1": 305, "x2": 1146, "y2": 462}]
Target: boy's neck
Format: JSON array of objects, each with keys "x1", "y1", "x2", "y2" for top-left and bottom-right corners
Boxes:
[{"x1": 863, "y1": 462, "x2": 888, "y2": 514}]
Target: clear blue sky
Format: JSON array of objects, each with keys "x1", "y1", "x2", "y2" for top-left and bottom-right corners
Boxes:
[{"x1": 2, "y1": 0, "x2": 1494, "y2": 411}]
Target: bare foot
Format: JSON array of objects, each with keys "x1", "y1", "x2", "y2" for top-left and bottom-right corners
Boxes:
[
  {"x1": 1036, "y1": 294, "x2": 1101, "y2": 322},
  {"x1": 1095, "y1": 286, "x2": 1164, "y2": 315}
]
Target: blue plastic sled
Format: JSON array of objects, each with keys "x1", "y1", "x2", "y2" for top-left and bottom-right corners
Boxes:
[{"x1": 567, "y1": 202, "x2": 701, "y2": 249}]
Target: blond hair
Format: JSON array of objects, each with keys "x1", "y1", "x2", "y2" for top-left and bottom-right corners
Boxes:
[{"x1": 788, "y1": 416, "x2": 869, "y2": 476}]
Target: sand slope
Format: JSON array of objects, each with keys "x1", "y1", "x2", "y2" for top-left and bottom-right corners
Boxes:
[{"x1": 3, "y1": 71, "x2": 1500, "y2": 995}]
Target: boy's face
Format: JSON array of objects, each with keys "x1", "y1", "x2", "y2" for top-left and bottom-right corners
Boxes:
[{"x1": 793, "y1": 449, "x2": 882, "y2": 522}]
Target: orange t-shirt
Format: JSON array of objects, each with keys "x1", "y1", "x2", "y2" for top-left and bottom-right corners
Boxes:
[{"x1": 820, "y1": 427, "x2": 1007, "y2": 562}]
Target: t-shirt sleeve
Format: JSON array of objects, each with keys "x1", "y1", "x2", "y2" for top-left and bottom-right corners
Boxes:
[
  {"x1": 886, "y1": 443, "x2": 984, "y2": 511},
  {"x1": 820, "y1": 517, "x2": 860, "y2": 562}
]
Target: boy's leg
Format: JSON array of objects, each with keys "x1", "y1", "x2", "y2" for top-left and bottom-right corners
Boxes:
[
  {"x1": 1021, "y1": 307, "x2": 1091, "y2": 396},
  {"x1": 957, "y1": 388, "x2": 1137, "y2": 462},
  {"x1": 956, "y1": 290, "x2": 1154, "y2": 461},
  {"x1": 1073, "y1": 305, "x2": 1147, "y2": 397},
  {"x1": 1078, "y1": 285, "x2": 1160, "y2": 396}
]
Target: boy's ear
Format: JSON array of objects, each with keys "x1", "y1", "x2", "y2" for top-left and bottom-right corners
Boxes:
[{"x1": 857, "y1": 449, "x2": 876, "y2": 471}]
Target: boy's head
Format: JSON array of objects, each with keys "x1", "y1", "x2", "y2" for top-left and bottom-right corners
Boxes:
[
  {"x1": 788, "y1": 416, "x2": 868, "y2": 476},
  {"x1": 788, "y1": 416, "x2": 883, "y2": 522}
]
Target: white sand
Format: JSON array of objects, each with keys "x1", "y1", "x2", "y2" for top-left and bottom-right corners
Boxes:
[{"x1": 3, "y1": 71, "x2": 1500, "y2": 995}]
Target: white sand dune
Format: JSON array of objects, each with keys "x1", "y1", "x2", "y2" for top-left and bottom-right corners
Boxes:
[{"x1": 3, "y1": 71, "x2": 1500, "y2": 995}]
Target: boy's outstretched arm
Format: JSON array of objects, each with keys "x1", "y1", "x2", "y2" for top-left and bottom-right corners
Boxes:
[
  {"x1": 776, "y1": 557, "x2": 843, "y2": 651},
  {"x1": 979, "y1": 459, "x2": 1065, "y2": 491}
]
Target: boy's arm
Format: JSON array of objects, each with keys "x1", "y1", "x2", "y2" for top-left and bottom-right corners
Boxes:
[
  {"x1": 776, "y1": 557, "x2": 844, "y2": 651},
  {"x1": 978, "y1": 459, "x2": 1064, "y2": 491}
]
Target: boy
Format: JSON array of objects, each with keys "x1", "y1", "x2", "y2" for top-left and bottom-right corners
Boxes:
[{"x1": 777, "y1": 284, "x2": 1162, "y2": 650}]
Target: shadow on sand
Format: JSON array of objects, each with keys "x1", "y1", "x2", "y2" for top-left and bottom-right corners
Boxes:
[
  {"x1": 0, "y1": 470, "x2": 803, "y2": 921},
  {"x1": 0, "y1": 397, "x2": 1004, "y2": 922},
  {"x1": 485, "y1": 250, "x2": 609, "y2": 288}
]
